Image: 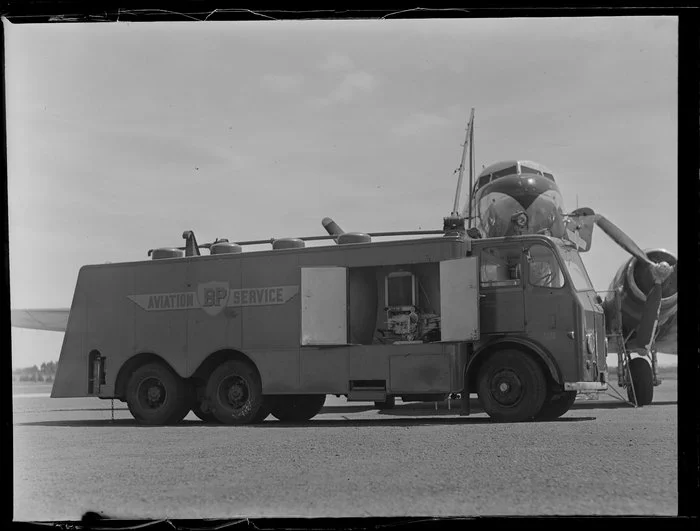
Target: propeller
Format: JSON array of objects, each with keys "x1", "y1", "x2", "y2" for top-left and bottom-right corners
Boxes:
[
  {"x1": 593, "y1": 213, "x2": 674, "y2": 348},
  {"x1": 634, "y1": 283, "x2": 662, "y2": 349}
]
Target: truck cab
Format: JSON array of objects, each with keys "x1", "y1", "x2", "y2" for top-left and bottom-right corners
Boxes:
[{"x1": 470, "y1": 235, "x2": 608, "y2": 416}]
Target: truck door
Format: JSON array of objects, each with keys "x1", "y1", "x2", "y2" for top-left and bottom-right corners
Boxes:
[
  {"x1": 478, "y1": 245, "x2": 525, "y2": 334},
  {"x1": 523, "y1": 243, "x2": 576, "y2": 378}
]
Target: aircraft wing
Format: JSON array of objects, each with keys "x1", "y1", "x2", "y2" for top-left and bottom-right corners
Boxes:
[{"x1": 11, "y1": 309, "x2": 70, "y2": 332}]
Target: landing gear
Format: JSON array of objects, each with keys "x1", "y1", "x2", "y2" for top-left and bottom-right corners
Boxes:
[
  {"x1": 206, "y1": 360, "x2": 266, "y2": 425},
  {"x1": 126, "y1": 362, "x2": 189, "y2": 425},
  {"x1": 269, "y1": 395, "x2": 326, "y2": 422},
  {"x1": 627, "y1": 357, "x2": 654, "y2": 406},
  {"x1": 477, "y1": 349, "x2": 547, "y2": 422}
]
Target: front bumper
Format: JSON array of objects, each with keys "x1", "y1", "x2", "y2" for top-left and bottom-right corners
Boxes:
[{"x1": 564, "y1": 381, "x2": 608, "y2": 392}]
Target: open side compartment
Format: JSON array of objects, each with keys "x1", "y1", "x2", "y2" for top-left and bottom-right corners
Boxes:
[{"x1": 300, "y1": 257, "x2": 479, "y2": 347}]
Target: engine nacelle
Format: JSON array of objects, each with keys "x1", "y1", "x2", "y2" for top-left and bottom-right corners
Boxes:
[{"x1": 602, "y1": 249, "x2": 677, "y2": 352}]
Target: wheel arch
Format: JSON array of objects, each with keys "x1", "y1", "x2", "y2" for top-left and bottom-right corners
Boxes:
[
  {"x1": 465, "y1": 338, "x2": 563, "y2": 392},
  {"x1": 190, "y1": 349, "x2": 261, "y2": 387}
]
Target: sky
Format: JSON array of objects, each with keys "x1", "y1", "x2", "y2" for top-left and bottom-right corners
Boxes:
[{"x1": 5, "y1": 16, "x2": 678, "y2": 369}]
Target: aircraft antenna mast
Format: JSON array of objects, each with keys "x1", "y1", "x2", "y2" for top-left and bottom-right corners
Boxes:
[
  {"x1": 467, "y1": 108, "x2": 475, "y2": 228},
  {"x1": 451, "y1": 108, "x2": 474, "y2": 218}
]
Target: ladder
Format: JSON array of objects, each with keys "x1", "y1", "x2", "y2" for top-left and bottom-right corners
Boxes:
[{"x1": 600, "y1": 289, "x2": 661, "y2": 407}]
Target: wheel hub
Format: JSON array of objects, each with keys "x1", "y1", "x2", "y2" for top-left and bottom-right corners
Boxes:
[
  {"x1": 138, "y1": 377, "x2": 166, "y2": 409},
  {"x1": 220, "y1": 376, "x2": 249, "y2": 409},
  {"x1": 490, "y1": 370, "x2": 523, "y2": 406}
]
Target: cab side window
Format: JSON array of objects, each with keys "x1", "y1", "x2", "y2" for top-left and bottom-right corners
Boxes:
[
  {"x1": 480, "y1": 248, "x2": 521, "y2": 288},
  {"x1": 528, "y1": 244, "x2": 564, "y2": 288}
]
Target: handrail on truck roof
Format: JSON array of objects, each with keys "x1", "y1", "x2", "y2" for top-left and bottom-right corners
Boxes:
[{"x1": 147, "y1": 229, "x2": 448, "y2": 256}]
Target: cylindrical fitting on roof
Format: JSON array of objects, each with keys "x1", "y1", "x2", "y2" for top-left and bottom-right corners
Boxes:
[
  {"x1": 151, "y1": 248, "x2": 185, "y2": 260},
  {"x1": 322, "y1": 217, "x2": 345, "y2": 236},
  {"x1": 210, "y1": 242, "x2": 243, "y2": 255},
  {"x1": 338, "y1": 232, "x2": 371, "y2": 244},
  {"x1": 273, "y1": 238, "x2": 305, "y2": 250}
]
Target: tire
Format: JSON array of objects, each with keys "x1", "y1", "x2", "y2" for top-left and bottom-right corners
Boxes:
[
  {"x1": 126, "y1": 362, "x2": 189, "y2": 425},
  {"x1": 375, "y1": 396, "x2": 396, "y2": 410},
  {"x1": 535, "y1": 390, "x2": 577, "y2": 420},
  {"x1": 627, "y1": 357, "x2": 654, "y2": 406},
  {"x1": 206, "y1": 360, "x2": 265, "y2": 425},
  {"x1": 269, "y1": 394, "x2": 326, "y2": 422},
  {"x1": 192, "y1": 401, "x2": 220, "y2": 423},
  {"x1": 477, "y1": 349, "x2": 547, "y2": 422},
  {"x1": 188, "y1": 380, "x2": 220, "y2": 423}
]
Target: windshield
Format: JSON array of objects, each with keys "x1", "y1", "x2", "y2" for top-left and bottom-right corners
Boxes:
[
  {"x1": 528, "y1": 244, "x2": 564, "y2": 288},
  {"x1": 559, "y1": 246, "x2": 594, "y2": 291}
]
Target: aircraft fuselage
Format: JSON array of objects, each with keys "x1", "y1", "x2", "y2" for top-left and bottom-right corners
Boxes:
[{"x1": 470, "y1": 160, "x2": 566, "y2": 238}]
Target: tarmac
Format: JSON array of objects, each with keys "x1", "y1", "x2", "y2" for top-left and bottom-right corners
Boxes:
[{"x1": 12, "y1": 373, "x2": 678, "y2": 521}]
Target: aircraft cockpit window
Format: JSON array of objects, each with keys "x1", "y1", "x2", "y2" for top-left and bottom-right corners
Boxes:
[
  {"x1": 543, "y1": 172, "x2": 555, "y2": 181},
  {"x1": 491, "y1": 165, "x2": 518, "y2": 181},
  {"x1": 476, "y1": 174, "x2": 491, "y2": 189},
  {"x1": 527, "y1": 244, "x2": 564, "y2": 288},
  {"x1": 520, "y1": 165, "x2": 542, "y2": 176},
  {"x1": 480, "y1": 248, "x2": 521, "y2": 288}
]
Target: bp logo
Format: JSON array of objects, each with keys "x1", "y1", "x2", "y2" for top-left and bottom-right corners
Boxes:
[
  {"x1": 198, "y1": 281, "x2": 231, "y2": 316},
  {"x1": 128, "y1": 282, "x2": 299, "y2": 316}
]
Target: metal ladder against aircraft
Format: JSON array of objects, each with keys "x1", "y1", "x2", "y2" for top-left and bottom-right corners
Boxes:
[{"x1": 602, "y1": 288, "x2": 661, "y2": 408}]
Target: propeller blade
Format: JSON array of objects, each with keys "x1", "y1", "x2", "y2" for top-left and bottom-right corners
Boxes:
[
  {"x1": 633, "y1": 283, "x2": 663, "y2": 350},
  {"x1": 594, "y1": 214, "x2": 655, "y2": 267}
]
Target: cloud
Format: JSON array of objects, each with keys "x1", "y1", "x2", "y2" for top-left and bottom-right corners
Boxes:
[
  {"x1": 315, "y1": 52, "x2": 377, "y2": 106},
  {"x1": 329, "y1": 70, "x2": 376, "y2": 103},
  {"x1": 392, "y1": 112, "x2": 451, "y2": 137},
  {"x1": 261, "y1": 73, "x2": 304, "y2": 93},
  {"x1": 319, "y1": 53, "x2": 355, "y2": 72}
]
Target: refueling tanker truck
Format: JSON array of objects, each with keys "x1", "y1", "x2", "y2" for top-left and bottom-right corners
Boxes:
[{"x1": 50, "y1": 217, "x2": 609, "y2": 425}]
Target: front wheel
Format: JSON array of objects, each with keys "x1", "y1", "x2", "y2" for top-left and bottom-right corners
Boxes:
[
  {"x1": 477, "y1": 349, "x2": 547, "y2": 422},
  {"x1": 535, "y1": 390, "x2": 577, "y2": 420},
  {"x1": 269, "y1": 395, "x2": 326, "y2": 422},
  {"x1": 206, "y1": 360, "x2": 265, "y2": 425},
  {"x1": 627, "y1": 357, "x2": 653, "y2": 406},
  {"x1": 126, "y1": 362, "x2": 189, "y2": 425}
]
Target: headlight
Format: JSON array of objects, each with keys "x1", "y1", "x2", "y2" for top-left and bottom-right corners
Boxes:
[{"x1": 586, "y1": 331, "x2": 596, "y2": 354}]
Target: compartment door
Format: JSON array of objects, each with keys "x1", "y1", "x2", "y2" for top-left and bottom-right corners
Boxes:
[
  {"x1": 301, "y1": 267, "x2": 348, "y2": 345},
  {"x1": 440, "y1": 257, "x2": 480, "y2": 341}
]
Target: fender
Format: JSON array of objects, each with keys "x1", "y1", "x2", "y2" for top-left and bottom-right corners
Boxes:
[{"x1": 466, "y1": 336, "x2": 563, "y2": 387}]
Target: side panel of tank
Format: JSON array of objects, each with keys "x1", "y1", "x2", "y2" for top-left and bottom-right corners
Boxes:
[
  {"x1": 184, "y1": 256, "x2": 243, "y2": 374},
  {"x1": 239, "y1": 253, "x2": 301, "y2": 350},
  {"x1": 52, "y1": 267, "x2": 90, "y2": 397}
]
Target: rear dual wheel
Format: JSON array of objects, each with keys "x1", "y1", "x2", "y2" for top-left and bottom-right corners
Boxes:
[
  {"x1": 126, "y1": 362, "x2": 190, "y2": 425},
  {"x1": 206, "y1": 360, "x2": 268, "y2": 425},
  {"x1": 269, "y1": 394, "x2": 326, "y2": 422}
]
